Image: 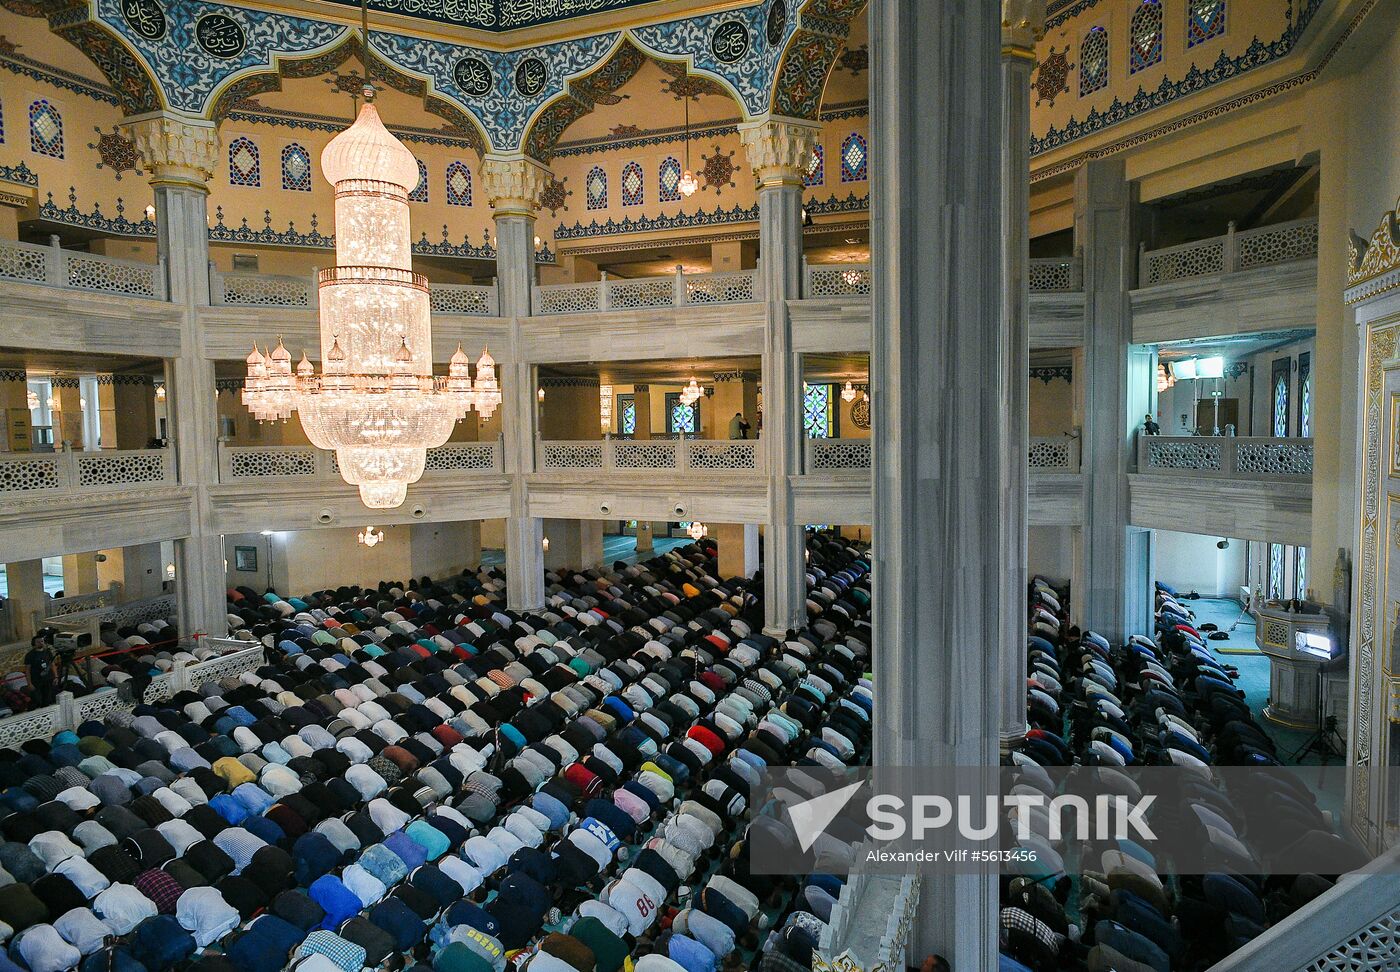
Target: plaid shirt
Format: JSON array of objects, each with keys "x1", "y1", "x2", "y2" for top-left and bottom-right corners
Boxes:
[
  {"x1": 1000, "y1": 906, "x2": 1063, "y2": 953},
  {"x1": 297, "y1": 930, "x2": 367, "y2": 972},
  {"x1": 135, "y1": 867, "x2": 184, "y2": 914}
]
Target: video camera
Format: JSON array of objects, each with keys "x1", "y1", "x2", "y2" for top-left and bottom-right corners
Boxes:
[{"x1": 52, "y1": 631, "x2": 93, "y2": 656}]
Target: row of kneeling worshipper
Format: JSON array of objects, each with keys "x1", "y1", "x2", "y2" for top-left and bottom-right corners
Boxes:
[
  {"x1": 996, "y1": 578, "x2": 1370, "y2": 972},
  {"x1": 0, "y1": 534, "x2": 874, "y2": 972}
]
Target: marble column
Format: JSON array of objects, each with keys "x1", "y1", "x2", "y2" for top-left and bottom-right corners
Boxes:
[
  {"x1": 61, "y1": 553, "x2": 99, "y2": 596},
  {"x1": 0, "y1": 370, "x2": 32, "y2": 452},
  {"x1": 1000, "y1": 1, "x2": 1046, "y2": 751},
  {"x1": 126, "y1": 113, "x2": 226, "y2": 638},
  {"x1": 870, "y1": 0, "x2": 1003, "y2": 964},
  {"x1": 1075, "y1": 159, "x2": 1153, "y2": 642},
  {"x1": 6, "y1": 560, "x2": 45, "y2": 640},
  {"x1": 53, "y1": 378, "x2": 83, "y2": 450},
  {"x1": 738, "y1": 117, "x2": 819, "y2": 635},
  {"x1": 714, "y1": 522, "x2": 760, "y2": 580},
  {"x1": 483, "y1": 155, "x2": 551, "y2": 611},
  {"x1": 632, "y1": 385, "x2": 653, "y2": 440},
  {"x1": 112, "y1": 376, "x2": 158, "y2": 449}
]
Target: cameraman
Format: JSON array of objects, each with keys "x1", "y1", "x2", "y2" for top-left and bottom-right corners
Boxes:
[{"x1": 23, "y1": 633, "x2": 55, "y2": 708}]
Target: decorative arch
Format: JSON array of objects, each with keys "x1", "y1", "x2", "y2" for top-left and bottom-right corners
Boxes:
[
  {"x1": 207, "y1": 36, "x2": 488, "y2": 159},
  {"x1": 520, "y1": 36, "x2": 748, "y2": 164},
  {"x1": 0, "y1": 0, "x2": 162, "y2": 115},
  {"x1": 769, "y1": 0, "x2": 869, "y2": 121}
]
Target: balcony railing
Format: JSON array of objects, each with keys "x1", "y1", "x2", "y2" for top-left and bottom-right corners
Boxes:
[
  {"x1": 533, "y1": 267, "x2": 760, "y2": 316},
  {"x1": 804, "y1": 260, "x2": 871, "y2": 298},
  {"x1": 1028, "y1": 257, "x2": 1083, "y2": 292},
  {"x1": 0, "y1": 448, "x2": 175, "y2": 499},
  {"x1": 0, "y1": 236, "x2": 165, "y2": 299},
  {"x1": 1137, "y1": 435, "x2": 1313, "y2": 481},
  {"x1": 805, "y1": 437, "x2": 872, "y2": 471},
  {"x1": 1030, "y1": 435, "x2": 1080, "y2": 471},
  {"x1": 535, "y1": 437, "x2": 763, "y2": 474},
  {"x1": 209, "y1": 265, "x2": 499, "y2": 316},
  {"x1": 218, "y1": 441, "x2": 503, "y2": 484},
  {"x1": 1139, "y1": 217, "x2": 1319, "y2": 287}
]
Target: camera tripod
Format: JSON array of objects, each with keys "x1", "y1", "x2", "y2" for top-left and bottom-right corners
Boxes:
[
  {"x1": 1291, "y1": 669, "x2": 1346, "y2": 764},
  {"x1": 54, "y1": 650, "x2": 89, "y2": 690}
]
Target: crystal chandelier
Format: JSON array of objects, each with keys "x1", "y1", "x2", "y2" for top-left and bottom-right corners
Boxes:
[
  {"x1": 680, "y1": 377, "x2": 702, "y2": 407},
  {"x1": 358, "y1": 526, "x2": 385, "y2": 547},
  {"x1": 841, "y1": 380, "x2": 857, "y2": 402},
  {"x1": 678, "y1": 91, "x2": 699, "y2": 198},
  {"x1": 26, "y1": 390, "x2": 38, "y2": 410},
  {"x1": 242, "y1": 87, "x2": 500, "y2": 509},
  {"x1": 687, "y1": 521, "x2": 708, "y2": 540}
]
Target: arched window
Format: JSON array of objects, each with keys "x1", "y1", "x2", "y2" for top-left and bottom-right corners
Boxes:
[
  {"x1": 1299, "y1": 353, "x2": 1312, "y2": 437},
  {"x1": 1295, "y1": 547, "x2": 1307, "y2": 598},
  {"x1": 586, "y1": 165, "x2": 607, "y2": 210},
  {"x1": 1129, "y1": 1, "x2": 1164, "y2": 74},
  {"x1": 621, "y1": 161, "x2": 643, "y2": 207},
  {"x1": 0, "y1": 98, "x2": 7, "y2": 145},
  {"x1": 658, "y1": 157, "x2": 682, "y2": 202},
  {"x1": 1272, "y1": 371, "x2": 1290, "y2": 438},
  {"x1": 446, "y1": 162, "x2": 472, "y2": 206},
  {"x1": 409, "y1": 159, "x2": 428, "y2": 202},
  {"x1": 1080, "y1": 27, "x2": 1109, "y2": 96},
  {"x1": 840, "y1": 133, "x2": 866, "y2": 182},
  {"x1": 804, "y1": 382, "x2": 834, "y2": 438},
  {"x1": 1188, "y1": 0, "x2": 1226, "y2": 48},
  {"x1": 228, "y1": 136, "x2": 259, "y2": 187},
  {"x1": 804, "y1": 145, "x2": 824, "y2": 187},
  {"x1": 28, "y1": 100, "x2": 63, "y2": 158},
  {"x1": 281, "y1": 143, "x2": 311, "y2": 191},
  {"x1": 1268, "y1": 543, "x2": 1284, "y2": 600}
]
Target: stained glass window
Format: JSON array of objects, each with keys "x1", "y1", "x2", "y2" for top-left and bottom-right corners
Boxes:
[
  {"x1": 446, "y1": 161, "x2": 472, "y2": 206},
  {"x1": 1, "y1": 97, "x2": 9, "y2": 145},
  {"x1": 1129, "y1": 1, "x2": 1164, "y2": 74},
  {"x1": 1272, "y1": 373, "x2": 1289, "y2": 438},
  {"x1": 667, "y1": 393, "x2": 697, "y2": 434},
  {"x1": 586, "y1": 165, "x2": 607, "y2": 210},
  {"x1": 409, "y1": 159, "x2": 428, "y2": 202},
  {"x1": 804, "y1": 382, "x2": 834, "y2": 438},
  {"x1": 804, "y1": 145, "x2": 824, "y2": 187},
  {"x1": 620, "y1": 396, "x2": 636, "y2": 436},
  {"x1": 1080, "y1": 26, "x2": 1109, "y2": 96},
  {"x1": 1295, "y1": 546, "x2": 1307, "y2": 599},
  {"x1": 28, "y1": 100, "x2": 62, "y2": 158},
  {"x1": 280, "y1": 143, "x2": 311, "y2": 191},
  {"x1": 1299, "y1": 353, "x2": 1312, "y2": 437},
  {"x1": 228, "y1": 136, "x2": 259, "y2": 186},
  {"x1": 840, "y1": 134, "x2": 866, "y2": 182},
  {"x1": 1188, "y1": 0, "x2": 1225, "y2": 48},
  {"x1": 1269, "y1": 543, "x2": 1284, "y2": 600},
  {"x1": 659, "y1": 157, "x2": 681, "y2": 202}
]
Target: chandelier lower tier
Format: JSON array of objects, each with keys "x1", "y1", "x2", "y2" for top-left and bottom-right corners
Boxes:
[{"x1": 241, "y1": 89, "x2": 498, "y2": 509}]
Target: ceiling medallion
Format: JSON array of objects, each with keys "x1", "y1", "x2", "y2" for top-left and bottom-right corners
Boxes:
[
  {"x1": 766, "y1": 0, "x2": 786, "y2": 48},
  {"x1": 194, "y1": 14, "x2": 246, "y2": 59},
  {"x1": 243, "y1": 86, "x2": 500, "y2": 509},
  {"x1": 120, "y1": 0, "x2": 166, "y2": 41},
  {"x1": 453, "y1": 56, "x2": 493, "y2": 97},
  {"x1": 514, "y1": 57, "x2": 548, "y2": 97},
  {"x1": 711, "y1": 21, "x2": 750, "y2": 64}
]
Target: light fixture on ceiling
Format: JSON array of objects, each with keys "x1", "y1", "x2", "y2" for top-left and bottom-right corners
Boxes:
[
  {"x1": 358, "y1": 525, "x2": 385, "y2": 548},
  {"x1": 241, "y1": 0, "x2": 499, "y2": 510},
  {"x1": 541, "y1": 536, "x2": 550, "y2": 552},
  {"x1": 678, "y1": 91, "x2": 698, "y2": 198},
  {"x1": 841, "y1": 380, "x2": 857, "y2": 403},
  {"x1": 26, "y1": 390, "x2": 38, "y2": 410},
  {"x1": 165, "y1": 562, "x2": 176, "y2": 579},
  {"x1": 154, "y1": 383, "x2": 166, "y2": 402},
  {"x1": 537, "y1": 387, "x2": 545, "y2": 402},
  {"x1": 680, "y1": 377, "x2": 702, "y2": 407},
  {"x1": 242, "y1": 80, "x2": 498, "y2": 507},
  {"x1": 687, "y1": 520, "x2": 708, "y2": 541}
]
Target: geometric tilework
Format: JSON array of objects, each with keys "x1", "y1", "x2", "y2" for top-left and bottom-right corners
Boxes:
[
  {"x1": 1079, "y1": 26, "x2": 1109, "y2": 96},
  {"x1": 410, "y1": 159, "x2": 428, "y2": 202},
  {"x1": 28, "y1": 100, "x2": 63, "y2": 158},
  {"x1": 804, "y1": 144, "x2": 824, "y2": 187},
  {"x1": 228, "y1": 136, "x2": 259, "y2": 186},
  {"x1": 0, "y1": 97, "x2": 5, "y2": 145},
  {"x1": 280, "y1": 143, "x2": 311, "y2": 191},
  {"x1": 839, "y1": 133, "x2": 865, "y2": 183},
  {"x1": 1129, "y1": 0, "x2": 1163, "y2": 74},
  {"x1": 659, "y1": 157, "x2": 681, "y2": 203},
  {"x1": 803, "y1": 381, "x2": 833, "y2": 438},
  {"x1": 621, "y1": 161, "x2": 642, "y2": 207},
  {"x1": 586, "y1": 165, "x2": 607, "y2": 210},
  {"x1": 1188, "y1": 0, "x2": 1226, "y2": 48},
  {"x1": 446, "y1": 161, "x2": 472, "y2": 206}
]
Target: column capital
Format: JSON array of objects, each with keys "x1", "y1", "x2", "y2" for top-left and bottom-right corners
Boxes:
[
  {"x1": 481, "y1": 155, "x2": 550, "y2": 218},
  {"x1": 123, "y1": 112, "x2": 220, "y2": 188},
  {"x1": 1002, "y1": 0, "x2": 1046, "y2": 57},
  {"x1": 738, "y1": 116, "x2": 820, "y2": 189}
]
